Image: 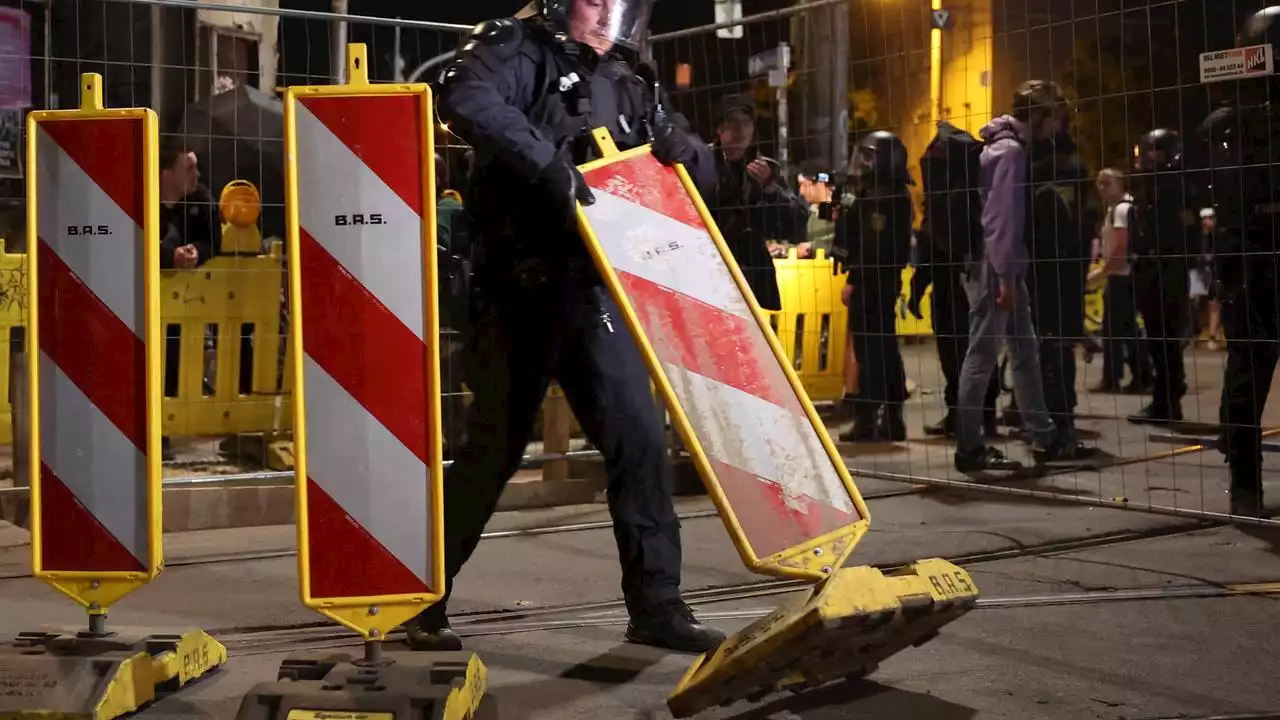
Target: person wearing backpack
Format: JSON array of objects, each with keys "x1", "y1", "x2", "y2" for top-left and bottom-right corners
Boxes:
[
  {"x1": 833, "y1": 131, "x2": 914, "y2": 442},
  {"x1": 954, "y1": 80, "x2": 1098, "y2": 473},
  {"x1": 914, "y1": 122, "x2": 1002, "y2": 440},
  {"x1": 1128, "y1": 128, "x2": 1197, "y2": 426}
]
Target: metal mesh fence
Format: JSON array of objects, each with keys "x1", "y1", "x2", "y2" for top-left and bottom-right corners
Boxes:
[{"x1": 0, "y1": 0, "x2": 1273, "y2": 528}]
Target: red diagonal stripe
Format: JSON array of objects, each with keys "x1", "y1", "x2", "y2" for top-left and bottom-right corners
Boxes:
[
  {"x1": 306, "y1": 478, "x2": 429, "y2": 598},
  {"x1": 617, "y1": 269, "x2": 799, "y2": 411},
  {"x1": 299, "y1": 94, "x2": 424, "y2": 215},
  {"x1": 39, "y1": 463, "x2": 146, "y2": 572},
  {"x1": 583, "y1": 153, "x2": 705, "y2": 230},
  {"x1": 39, "y1": 118, "x2": 145, "y2": 228},
  {"x1": 38, "y1": 241, "x2": 147, "y2": 450},
  {"x1": 299, "y1": 229, "x2": 429, "y2": 462},
  {"x1": 710, "y1": 459, "x2": 857, "y2": 560}
]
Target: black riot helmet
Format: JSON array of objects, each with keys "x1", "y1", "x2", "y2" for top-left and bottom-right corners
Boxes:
[
  {"x1": 851, "y1": 130, "x2": 914, "y2": 188},
  {"x1": 1136, "y1": 128, "x2": 1183, "y2": 172},
  {"x1": 525, "y1": 0, "x2": 654, "y2": 52},
  {"x1": 1234, "y1": 5, "x2": 1280, "y2": 107}
]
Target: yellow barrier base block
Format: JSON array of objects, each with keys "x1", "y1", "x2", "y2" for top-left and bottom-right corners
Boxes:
[
  {"x1": 0, "y1": 628, "x2": 227, "y2": 719},
  {"x1": 236, "y1": 650, "x2": 493, "y2": 720},
  {"x1": 667, "y1": 559, "x2": 979, "y2": 718}
]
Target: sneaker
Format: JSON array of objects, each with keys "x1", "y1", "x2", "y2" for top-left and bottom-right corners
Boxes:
[
  {"x1": 1033, "y1": 438, "x2": 1101, "y2": 466},
  {"x1": 1127, "y1": 404, "x2": 1183, "y2": 426},
  {"x1": 626, "y1": 599, "x2": 726, "y2": 654},
  {"x1": 405, "y1": 607, "x2": 463, "y2": 652},
  {"x1": 954, "y1": 446, "x2": 1023, "y2": 473}
]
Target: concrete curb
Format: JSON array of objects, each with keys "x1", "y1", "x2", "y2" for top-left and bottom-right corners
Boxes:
[{"x1": 0, "y1": 472, "x2": 611, "y2": 537}]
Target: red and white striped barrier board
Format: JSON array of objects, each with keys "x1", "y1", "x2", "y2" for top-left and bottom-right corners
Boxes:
[
  {"x1": 579, "y1": 150, "x2": 868, "y2": 574},
  {"x1": 30, "y1": 113, "x2": 158, "y2": 582},
  {"x1": 288, "y1": 82, "x2": 442, "y2": 623}
]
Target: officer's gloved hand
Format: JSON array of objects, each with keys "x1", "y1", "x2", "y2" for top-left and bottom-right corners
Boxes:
[
  {"x1": 907, "y1": 269, "x2": 927, "y2": 320},
  {"x1": 538, "y1": 158, "x2": 596, "y2": 228},
  {"x1": 652, "y1": 123, "x2": 699, "y2": 167}
]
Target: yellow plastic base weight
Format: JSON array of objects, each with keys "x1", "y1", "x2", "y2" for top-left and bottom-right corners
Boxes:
[
  {"x1": 236, "y1": 651, "x2": 493, "y2": 720},
  {"x1": 0, "y1": 628, "x2": 227, "y2": 719},
  {"x1": 667, "y1": 559, "x2": 979, "y2": 718}
]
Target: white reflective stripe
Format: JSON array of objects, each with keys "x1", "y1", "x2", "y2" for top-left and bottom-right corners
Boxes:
[
  {"x1": 302, "y1": 355, "x2": 430, "y2": 583},
  {"x1": 295, "y1": 103, "x2": 425, "y2": 340},
  {"x1": 36, "y1": 127, "x2": 143, "y2": 338},
  {"x1": 663, "y1": 362, "x2": 854, "y2": 515},
  {"x1": 38, "y1": 352, "x2": 147, "y2": 564},
  {"x1": 582, "y1": 191, "x2": 754, "y2": 318}
]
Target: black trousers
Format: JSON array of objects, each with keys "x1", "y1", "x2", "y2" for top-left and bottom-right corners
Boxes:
[
  {"x1": 1136, "y1": 259, "x2": 1189, "y2": 412},
  {"x1": 439, "y1": 282, "x2": 681, "y2": 614},
  {"x1": 1028, "y1": 260, "x2": 1089, "y2": 433},
  {"x1": 1220, "y1": 258, "x2": 1279, "y2": 504},
  {"x1": 848, "y1": 271, "x2": 906, "y2": 412},
  {"x1": 1100, "y1": 273, "x2": 1149, "y2": 387},
  {"x1": 931, "y1": 263, "x2": 999, "y2": 423}
]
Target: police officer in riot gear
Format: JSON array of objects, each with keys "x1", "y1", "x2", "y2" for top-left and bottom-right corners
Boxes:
[
  {"x1": 833, "y1": 130, "x2": 914, "y2": 442},
  {"x1": 1197, "y1": 5, "x2": 1280, "y2": 518},
  {"x1": 413, "y1": 0, "x2": 726, "y2": 652},
  {"x1": 1128, "y1": 128, "x2": 1195, "y2": 426}
]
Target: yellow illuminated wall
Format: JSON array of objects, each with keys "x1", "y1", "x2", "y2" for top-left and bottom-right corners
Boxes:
[{"x1": 890, "y1": 0, "x2": 994, "y2": 225}]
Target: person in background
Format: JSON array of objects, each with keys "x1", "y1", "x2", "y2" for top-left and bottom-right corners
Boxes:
[
  {"x1": 954, "y1": 80, "x2": 1096, "y2": 472},
  {"x1": 158, "y1": 141, "x2": 219, "y2": 461},
  {"x1": 794, "y1": 160, "x2": 838, "y2": 258},
  {"x1": 706, "y1": 94, "x2": 810, "y2": 311},
  {"x1": 1191, "y1": 208, "x2": 1223, "y2": 350},
  {"x1": 832, "y1": 131, "x2": 914, "y2": 442},
  {"x1": 1089, "y1": 168, "x2": 1150, "y2": 394}
]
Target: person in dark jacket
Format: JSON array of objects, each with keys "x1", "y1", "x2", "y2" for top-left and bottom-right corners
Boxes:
[
  {"x1": 159, "y1": 143, "x2": 218, "y2": 270},
  {"x1": 415, "y1": 0, "x2": 725, "y2": 655},
  {"x1": 833, "y1": 130, "x2": 913, "y2": 442},
  {"x1": 1024, "y1": 129, "x2": 1097, "y2": 440},
  {"x1": 706, "y1": 94, "x2": 810, "y2": 311}
]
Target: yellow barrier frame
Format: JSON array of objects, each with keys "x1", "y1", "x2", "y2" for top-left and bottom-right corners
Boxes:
[
  {"x1": 26, "y1": 73, "x2": 164, "y2": 613},
  {"x1": 576, "y1": 129, "x2": 871, "y2": 582},
  {"x1": 284, "y1": 44, "x2": 446, "y2": 639}
]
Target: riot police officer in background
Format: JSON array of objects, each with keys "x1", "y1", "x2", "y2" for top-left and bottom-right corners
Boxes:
[
  {"x1": 1129, "y1": 128, "x2": 1196, "y2": 426},
  {"x1": 833, "y1": 131, "x2": 914, "y2": 442},
  {"x1": 415, "y1": 0, "x2": 726, "y2": 652},
  {"x1": 1198, "y1": 5, "x2": 1280, "y2": 518}
]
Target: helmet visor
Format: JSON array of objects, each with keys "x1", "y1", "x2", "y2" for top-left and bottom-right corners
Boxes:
[{"x1": 562, "y1": 0, "x2": 653, "y2": 51}]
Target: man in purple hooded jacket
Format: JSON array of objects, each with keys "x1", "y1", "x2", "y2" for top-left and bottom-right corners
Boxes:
[{"x1": 954, "y1": 80, "x2": 1098, "y2": 472}]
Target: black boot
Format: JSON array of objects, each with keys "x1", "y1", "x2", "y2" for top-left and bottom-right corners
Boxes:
[
  {"x1": 405, "y1": 603, "x2": 463, "y2": 652},
  {"x1": 1230, "y1": 461, "x2": 1268, "y2": 519},
  {"x1": 924, "y1": 413, "x2": 955, "y2": 438},
  {"x1": 839, "y1": 404, "x2": 884, "y2": 443},
  {"x1": 880, "y1": 403, "x2": 907, "y2": 442},
  {"x1": 626, "y1": 599, "x2": 726, "y2": 654},
  {"x1": 1127, "y1": 403, "x2": 1183, "y2": 426}
]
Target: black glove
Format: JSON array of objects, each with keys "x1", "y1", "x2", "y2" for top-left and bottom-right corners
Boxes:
[
  {"x1": 652, "y1": 123, "x2": 699, "y2": 167},
  {"x1": 907, "y1": 266, "x2": 928, "y2": 320},
  {"x1": 537, "y1": 158, "x2": 595, "y2": 228}
]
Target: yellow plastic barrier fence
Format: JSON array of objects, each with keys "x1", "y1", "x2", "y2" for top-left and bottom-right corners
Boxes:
[
  {"x1": 159, "y1": 244, "x2": 289, "y2": 438},
  {"x1": 0, "y1": 248, "x2": 25, "y2": 445}
]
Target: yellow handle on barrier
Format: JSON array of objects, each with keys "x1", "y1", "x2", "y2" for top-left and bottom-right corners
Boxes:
[{"x1": 79, "y1": 72, "x2": 104, "y2": 112}]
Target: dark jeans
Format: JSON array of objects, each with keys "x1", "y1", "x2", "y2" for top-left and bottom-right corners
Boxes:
[{"x1": 1136, "y1": 259, "x2": 1189, "y2": 411}]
